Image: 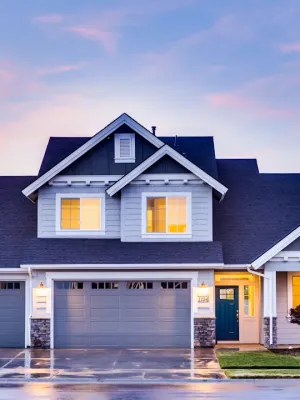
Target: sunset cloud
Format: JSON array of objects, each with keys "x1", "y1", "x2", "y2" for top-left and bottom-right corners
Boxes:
[
  {"x1": 37, "y1": 63, "x2": 85, "y2": 76},
  {"x1": 65, "y1": 26, "x2": 118, "y2": 53},
  {"x1": 280, "y1": 42, "x2": 300, "y2": 53}
]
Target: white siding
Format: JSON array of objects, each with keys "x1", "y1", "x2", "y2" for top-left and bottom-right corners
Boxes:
[
  {"x1": 121, "y1": 183, "x2": 212, "y2": 242},
  {"x1": 276, "y1": 272, "x2": 300, "y2": 345},
  {"x1": 38, "y1": 185, "x2": 120, "y2": 238}
]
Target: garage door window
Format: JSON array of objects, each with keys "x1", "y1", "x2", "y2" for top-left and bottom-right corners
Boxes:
[
  {"x1": 0, "y1": 282, "x2": 20, "y2": 290},
  {"x1": 161, "y1": 281, "x2": 188, "y2": 289},
  {"x1": 126, "y1": 282, "x2": 153, "y2": 289},
  {"x1": 92, "y1": 282, "x2": 119, "y2": 290},
  {"x1": 56, "y1": 282, "x2": 83, "y2": 290}
]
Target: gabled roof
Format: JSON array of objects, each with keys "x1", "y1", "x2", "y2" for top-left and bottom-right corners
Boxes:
[
  {"x1": 39, "y1": 136, "x2": 218, "y2": 178},
  {"x1": 251, "y1": 225, "x2": 300, "y2": 269},
  {"x1": 22, "y1": 113, "x2": 164, "y2": 200},
  {"x1": 214, "y1": 160, "x2": 300, "y2": 264},
  {"x1": 106, "y1": 145, "x2": 228, "y2": 198}
]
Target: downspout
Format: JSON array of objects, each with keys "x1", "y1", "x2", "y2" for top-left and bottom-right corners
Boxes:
[
  {"x1": 247, "y1": 265, "x2": 273, "y2": 346},
  {"x1": 28, "y1": 267, "x2": 32, "y2": 348}
]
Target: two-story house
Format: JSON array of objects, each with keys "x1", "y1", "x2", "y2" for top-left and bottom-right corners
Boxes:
[{"x1": 0, "y1": 113, "x2": 300, "y2": 349}]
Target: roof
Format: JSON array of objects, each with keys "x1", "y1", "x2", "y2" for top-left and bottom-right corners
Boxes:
[
  {"x1": 0, "y1": 177, "x2": 223, "y2": 267},
  {"x1": 39, "y1": 136, "x2": 218, "y2": 178},
  {"x1": 214, "y1": 159, "x2": 300, "y2": 264},
  {"x1": 106, "y1": 145, "x2": 227, "y2": 198}
]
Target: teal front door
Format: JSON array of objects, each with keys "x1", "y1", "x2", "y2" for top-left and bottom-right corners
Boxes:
[{"x1": 216, "y1": 286, "x2": 239, "y2": 341}]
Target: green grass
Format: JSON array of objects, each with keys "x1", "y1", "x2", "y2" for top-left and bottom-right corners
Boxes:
[
  {"x1": 225, "y1": 369, "x2": 300, "y2": 379},
  {"x1": 217, "y1": 350, "x2": 300, "y2": 369}
]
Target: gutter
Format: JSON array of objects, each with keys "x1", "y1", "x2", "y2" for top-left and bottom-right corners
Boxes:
[
  {"x1": 247, "y1": 265, "x2": 273, "y2": 346},
  {"x1": 20, "y1": 263, "x2": 227, "y2": 270}
]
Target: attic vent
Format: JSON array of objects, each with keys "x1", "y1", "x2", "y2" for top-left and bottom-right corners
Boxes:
[{"x1": 115, "y1": 133, "x2": 135, "y2": 163}]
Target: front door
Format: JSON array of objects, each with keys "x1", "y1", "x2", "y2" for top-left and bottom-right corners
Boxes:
[{"x1": 215, "y1": 286, "x2": 239, "y2": 341}]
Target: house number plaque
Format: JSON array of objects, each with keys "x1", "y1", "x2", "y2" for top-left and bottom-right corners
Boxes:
[{"x1": 198, "y1": 295, "x2": 209, "y2": 303}]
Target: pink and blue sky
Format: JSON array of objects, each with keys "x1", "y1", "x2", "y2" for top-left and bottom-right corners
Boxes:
[{"x1": 1, "y1": 0, "x2": 300, "y2": 174}]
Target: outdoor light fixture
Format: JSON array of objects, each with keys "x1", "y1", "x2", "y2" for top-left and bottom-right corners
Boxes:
[
  {"x1": 197, "y1": 281, "x2": 209, "y2": 304},
  {"x1": 39, "y1": 282, "x2": 44, "y2": 289}
]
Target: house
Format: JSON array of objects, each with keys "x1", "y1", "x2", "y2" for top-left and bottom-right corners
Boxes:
[{"x1": 0, "y1": 113, "x2": 300, "y2": 349}]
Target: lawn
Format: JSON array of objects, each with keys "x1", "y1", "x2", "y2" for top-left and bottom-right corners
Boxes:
[{"x1": 217, "y1": 350, "x2": 300, "y2": 369}]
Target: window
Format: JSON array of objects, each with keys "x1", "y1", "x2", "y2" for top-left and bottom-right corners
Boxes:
[
  {"x1": 244, "y1": 285, "x2": 255, "y2": 316},
  {"x1": 114, "y1": 133, "x2": 135, "y2": 163},
  {"x1": 56, "y1": 194, "x2": 105, "y2": 234},
  {"x1": 126, "y1": 282, "x2": 153, "y2": 289},
  {"x1": 0, "y1": 282, "x2": 20, "y2": 290},
  {"x1": 161, "y1": 281, "x2": 188, "y2": 289},
  {"x1": 219, "y1": 288, "x2": 235, "y2": 300},
  {"x1": 143, "y1": 193, "x2": 191, "y2": 236},
  {"x1": 56, "y1": 282, "x2": 83, "y2": 290},
  {"x1": 293, "y1": 277, "x2": 300, "y2": 308},
  {"x1": 91, "y1": 282, "x2": 119, "y2": 290}
]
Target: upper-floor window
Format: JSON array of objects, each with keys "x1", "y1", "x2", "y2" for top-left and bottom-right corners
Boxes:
[
  {"x1": 114, "y1": 133, "x2": 135, "y2": 163},
  {"x1": 142, "y1": 192, "x2": 191, "y2": 238},
  {"x1": 56, "y1": 194, "x2": 105, "y2": 235}
]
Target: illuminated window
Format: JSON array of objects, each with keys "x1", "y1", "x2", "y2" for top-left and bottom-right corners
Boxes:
[
  {"x1": 244, "y1": 285, "x2": 255, "y2": 316},
  {"x1": 292, "y1": 277, "x2": 300, "y2": 308},
  {"x1": 145, "y1": 194, "x2": 190, "y2": 234},
  {"x1": 59, "y1": 196, "x2": 103, "y2": 231}
]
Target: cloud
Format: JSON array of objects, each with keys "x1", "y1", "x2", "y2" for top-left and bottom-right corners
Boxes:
[
  {"x1": 65, "y1": 26, "x2": 119, "y2": 53},
  {"x1": 37, "y1": 63, "x2": 85, "y2": 76},
  {"x1": 32, "y1": 14, "x2": 63, "y2": 24},
  {"x1": 280, "y1": 42, "x2": 300, "y2": 53}
]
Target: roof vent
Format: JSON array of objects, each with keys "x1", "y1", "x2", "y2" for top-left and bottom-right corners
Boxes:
[{"x1": 151, "y1": 126, "x2": 157, "y2": 135}]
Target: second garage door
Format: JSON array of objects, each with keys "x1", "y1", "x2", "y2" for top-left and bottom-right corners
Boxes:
[{"x1": 54, "y1": 280, "x2": 191, "y2": 348}]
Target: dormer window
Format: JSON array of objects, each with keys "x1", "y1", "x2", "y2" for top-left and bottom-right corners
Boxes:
[{"x1": 114, "y1": 133, "x2": 135, "y2": 163}]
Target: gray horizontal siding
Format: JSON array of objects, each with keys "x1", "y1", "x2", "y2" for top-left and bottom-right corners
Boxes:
[
  {"x1": 276, "y1": 272, "x2": 300, "y2": 345},
  {"x1": 285, "y1": 237, "x2": 300, "y2": 251},
  {"x1": 38, "y1": 186, "x2": 120, "y2": 239},
  {"x1": 121, "y1": 183, "x2": 212, "y2": 242}
]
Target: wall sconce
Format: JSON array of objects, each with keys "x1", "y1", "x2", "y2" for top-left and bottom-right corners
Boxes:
[{"x1": 36, "y1": 282, "x2": 47, "y2": 297}]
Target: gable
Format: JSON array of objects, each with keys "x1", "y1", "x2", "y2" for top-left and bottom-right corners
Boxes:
[
  {"x1": 285, "y1": 237, "x2": 300, "y2": 251},
  {"x1": 60, "y1": 124, "x2": 157, "y2": 176},
  {"x1": 144, "y1": 155, "x2": 191, "y2": 174}
]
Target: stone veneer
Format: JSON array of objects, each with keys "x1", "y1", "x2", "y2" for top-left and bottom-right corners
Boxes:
[
  {"x1": 194, "y1": 317, "x2": 216, "y2": 347},
  {"x1": 263, "y1": 317, "x2": 277, "y2": 348},
  {"x1": 31, "y1": 318, "x2": 50, "y2": 348}
]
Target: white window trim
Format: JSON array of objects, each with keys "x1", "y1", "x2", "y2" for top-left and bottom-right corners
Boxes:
[
  {"x1": 55, "y1": 193, "x2": 106, "y2": 237},
  {"x1": 287, "y1": 272, "x2": 300, "y2": 311},
  {"x1": 114, "y1": 133, "x2": 136, "y2": 163},
  {"x1": 141, "y1": 192, "x2": 192, "y2": 239}
]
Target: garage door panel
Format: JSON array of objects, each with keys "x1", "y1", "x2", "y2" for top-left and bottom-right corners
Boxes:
[
  {"x1": 90, "y1": 308, "x2": 119, "y2": 319},
  {"x1": 54, "y1": 281, "x2": 190, "y2": 348},
  {"x1": 120, "y1": 308, "x2": 156, "y2": 320},
  {"x1": 90, "y1": 321, "x2": 119, "y2": 333},
  {"x1": 90, "y1": 295, "x2": 119, "y2": 307}
]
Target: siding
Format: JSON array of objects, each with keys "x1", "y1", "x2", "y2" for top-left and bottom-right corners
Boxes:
[
  {"x1": 121, "y1": 183, "x2": 212, "y2": 242},
  {"x1": 38, "y1": 185, "x2": 120, "y2": 238},
  {"x1": 276, "y1": 272, "x2": 300, "y2": 345},
  {"x1": 285, "y1": 237, "x2": 300, "y2": 251}
]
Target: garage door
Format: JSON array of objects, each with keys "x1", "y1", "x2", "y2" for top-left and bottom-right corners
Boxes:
[
  {"x1": 0, "y1": 281, "x2": 25, "y2": 348},
  {"x1": 54, "y1": 280, "x2": 191, "y2": 348}
]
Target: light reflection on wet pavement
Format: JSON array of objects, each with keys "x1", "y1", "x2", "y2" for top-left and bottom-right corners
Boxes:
[{"x1": 0, "y1": 382, "x2": 299, "y2": 400}]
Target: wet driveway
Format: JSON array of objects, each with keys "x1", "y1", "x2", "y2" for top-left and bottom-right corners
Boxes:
[
  {"x1": 0, "y1": 382, "x2": 299, "y2": 400},
  {"x1": 0, "y1": 348, "x2": 225, "y2": 382}
]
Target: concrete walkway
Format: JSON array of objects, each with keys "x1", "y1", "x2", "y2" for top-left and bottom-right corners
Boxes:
[{"x1": 0, "y1": 348, "x2": 225, "y2": 382}]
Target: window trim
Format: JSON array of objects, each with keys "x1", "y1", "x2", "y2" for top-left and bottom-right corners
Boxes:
[
  {"x1": 55, "y1": 193, "x2": 105, "y2": 236},
  {"x1": 141, "y1": 192, "x2": 192, "y2": 238},
  {"x1": 288, "y1": 272, "x2": 300, "y2": 310},
  {"x1": 114, "y1": 133, "x2": 136, "y2": 163}
]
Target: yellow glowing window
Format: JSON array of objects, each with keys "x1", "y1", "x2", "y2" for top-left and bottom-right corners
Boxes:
[
  {"x1": 244, "y1": 285, "x2": 255, "y2": 317},
  {"x1": 61, "y1": 198, "x2": 101, "y2": 230},
  {"x1": 146, "y1": 196, "x2": 188, "y2": 234},
  {"x1": 292, "y1": 277, "x2": 300, "y2": 308}
]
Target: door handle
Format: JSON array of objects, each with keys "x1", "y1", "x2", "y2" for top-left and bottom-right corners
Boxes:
[{"x1": 236, "y1": 310, "x2": 239, "y2": 320}]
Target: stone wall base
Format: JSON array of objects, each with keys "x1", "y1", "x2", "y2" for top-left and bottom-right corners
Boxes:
[
  {"x1": 263, "y1": 317, "x2": 277, "y2": 348},
  {"x1": 194, "y1": 317, "x2": 216, "y2": 347},
  {"x1": 31, "y1": 318, "x2": 50, "y2": 348}
]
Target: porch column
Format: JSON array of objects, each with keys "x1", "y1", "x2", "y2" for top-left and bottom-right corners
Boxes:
[
  {"x1": 263, "y1": 270, "x2": 277, "y2": 347},
  {"x1": 193, "y1": 271, "x2": 216, "y2": 348}
]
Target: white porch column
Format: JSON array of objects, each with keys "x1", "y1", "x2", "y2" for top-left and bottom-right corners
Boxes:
[{"x1": 263, "y1": 270, "x2": 277, "y2": 346}]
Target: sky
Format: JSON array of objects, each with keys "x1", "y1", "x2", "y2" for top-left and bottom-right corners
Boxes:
[{"x1": 0, "y1": 0, "x2": 300, "y2": 175}]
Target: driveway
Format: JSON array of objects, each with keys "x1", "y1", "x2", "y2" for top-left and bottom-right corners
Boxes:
[{"x1": 0, "y1": 348, "x2": 225, "y2": 382}]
